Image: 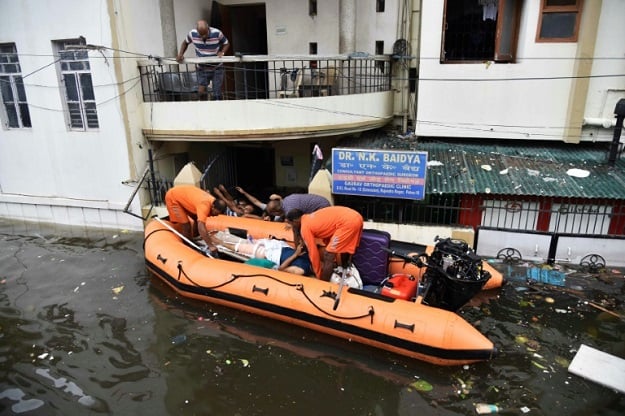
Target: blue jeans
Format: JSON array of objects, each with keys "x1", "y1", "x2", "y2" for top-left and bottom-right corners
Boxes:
[{"x1": 197, "y1": 64, "x2": 225, "y2": 100}]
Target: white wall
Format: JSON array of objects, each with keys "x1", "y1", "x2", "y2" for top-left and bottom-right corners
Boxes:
[
  {"x1": 181, "y1": 0, "x2": 403, "y2": 56},
  {"x1": 415, "y1": 0, "x2": 625, "y2": 142},
  {"x1": 0, "y1": 0, "x2": 160, "y2": 230},
  {"x1": 581, "y1": 0, "x2": 625, "y2": 141}
]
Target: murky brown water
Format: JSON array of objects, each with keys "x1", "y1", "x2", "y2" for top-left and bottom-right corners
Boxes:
[{"x1": 1, "y1": 219, "x2": 624, "y2": 415}]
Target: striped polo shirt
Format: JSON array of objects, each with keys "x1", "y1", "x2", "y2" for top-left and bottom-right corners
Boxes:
[{"x1": 185, "y1": 27, "x2": 229, "y2": 58}]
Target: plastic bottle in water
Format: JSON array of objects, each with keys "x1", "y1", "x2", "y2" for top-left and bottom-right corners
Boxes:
[{"x1": 475, "y1": 403, "x2": 500, "y2": 414}]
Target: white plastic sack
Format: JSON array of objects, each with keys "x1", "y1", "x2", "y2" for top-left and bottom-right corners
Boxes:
[{"x1": 330, "y1": 265, "x2": 363, "y2": 289}]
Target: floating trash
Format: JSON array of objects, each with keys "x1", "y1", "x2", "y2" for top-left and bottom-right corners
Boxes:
[
  {"x1": 527, "y1": 268, "x2": 565, "y2": 286},
  {"x1": 409, "y1": 379, "x2": 433, "y2": 392},
  {"x1": 171, "y1": 334, "x2": 187, "y2": 345}
]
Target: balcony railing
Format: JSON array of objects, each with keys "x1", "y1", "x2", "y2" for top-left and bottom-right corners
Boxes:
[{"x1": 138, "y1": 54, "x2": 392, "y2": 102}]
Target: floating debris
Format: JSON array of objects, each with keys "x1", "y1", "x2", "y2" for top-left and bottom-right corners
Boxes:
[
  {"x1": 409, "y1": 379, "x2": 433, "y2": 392},
  {"x1": 171, "y1": 334, "x2": 187, "y2": 345},
  {"x1": 527, "y1": 268, "x2": 565, "y2": 286}
]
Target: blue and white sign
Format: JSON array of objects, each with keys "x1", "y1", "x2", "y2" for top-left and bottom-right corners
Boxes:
[{"x1": 331, "y1": 148, "x2": 428, "y2": 200}]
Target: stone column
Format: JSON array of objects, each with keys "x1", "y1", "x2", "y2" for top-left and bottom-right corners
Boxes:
[
  {"x1": 339, "y1": 0, "x2": 356, "y2": 53},
  {"x1": 160, "y1": 0, "x2": 178, "y2": 58}
]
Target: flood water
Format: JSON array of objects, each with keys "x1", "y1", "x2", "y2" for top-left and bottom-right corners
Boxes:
[{"x1": 1, "y1": 218, "x2": 624, "y2": 416}]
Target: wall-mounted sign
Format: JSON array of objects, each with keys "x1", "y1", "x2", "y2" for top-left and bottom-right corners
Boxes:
[{"x1": 331, "y1": 148, "x2": 428, "y2": 200}]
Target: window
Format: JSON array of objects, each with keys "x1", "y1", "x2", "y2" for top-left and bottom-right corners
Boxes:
[
  {"x1": 55, "y1": 38, "x2": 99, "y2": 130},
  {"x1": 441, "y1": 0, "x2": 521, "y2": 63},
  {"x1": 536, "y1": 0, "x2": 583, "y2": 42},
  {"x1": 0, "y1": 43, "x2": 31, "y2": 128},
  {"x1": 375, "y1": 41, "x2": 385, "y2": 72},
  {"x1": 377, "y1": 0, "x2": 385, "y2": 13},
  {"x1": 309, "y1": 42, "x2": 318, "y2": 69},
  {"x1": 309, "y1": 0, "x2": 317, "y2": 17}
]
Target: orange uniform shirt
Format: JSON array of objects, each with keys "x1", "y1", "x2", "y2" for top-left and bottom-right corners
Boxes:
[
  {"x1": 165, "y1": 185, "x2": 216, "y2": 224},
  {"x1": 300, "y1": 206, "x2": 363, "y2": 278}
]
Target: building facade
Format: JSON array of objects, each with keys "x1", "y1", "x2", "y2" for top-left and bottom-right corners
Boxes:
[{"x1": 1, "y1": 0, "x2": 624, "y2": 254}]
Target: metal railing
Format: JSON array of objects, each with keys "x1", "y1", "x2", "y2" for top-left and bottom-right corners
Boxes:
[
  {"x1": 138, "y1": 55, "x2": 392, "y2": 102},
  {"x1": 335, "y1": 194, "x2": 625, "y2": 237},
  {"x1": 126, "y1": 160, "x2": 625, "y2": 238}
]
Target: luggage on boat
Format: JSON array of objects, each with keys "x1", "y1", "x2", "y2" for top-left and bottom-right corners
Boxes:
[{"x1": 352, "y1": 229, "x2": 391, "y2": 286}]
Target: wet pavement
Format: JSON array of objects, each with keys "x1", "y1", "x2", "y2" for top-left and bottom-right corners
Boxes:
[{"x1": 1, "y1": 218, "x2": 624, "y2": 415}]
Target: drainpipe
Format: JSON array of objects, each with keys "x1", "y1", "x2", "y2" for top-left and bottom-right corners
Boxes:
[
  {"x1": 339, "y1": 0, "x2": 356, "y2": 96},
  {"x1": 583, "y1": 117, "x2": 617, "y2": 128},
  {"x1": 562, "y1": 1, "x2": 601, "y2": 143},
  {"x1": 607, "y1": 98, "x2": 625, "y2": 166}
]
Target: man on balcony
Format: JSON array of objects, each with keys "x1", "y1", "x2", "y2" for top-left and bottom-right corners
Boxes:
[{"x1": 177, "y1": 19, "x2": 230, "y2": 100}]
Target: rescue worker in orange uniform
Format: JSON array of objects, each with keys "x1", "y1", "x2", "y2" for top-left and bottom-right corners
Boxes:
[
  {"x1": 285, "y1": 206, "x2": 363, "y2": 281},
  {"x1": 164, "y1": 185, "x2": 226, "y2": 250}
]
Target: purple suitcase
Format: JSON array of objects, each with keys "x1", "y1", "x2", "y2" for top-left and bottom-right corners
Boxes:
[{"x1": 352, "y1": 229, "x2": 391, "y2": 285}]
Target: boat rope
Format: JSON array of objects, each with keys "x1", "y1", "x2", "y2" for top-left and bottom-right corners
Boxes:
[
  {"x1": 176, "y1": 262, "x2": 205, "y2": 287},
  {"x1": 143, "y1": 228, "x2": 170, "y2": 251},
  {"x1": 297, "y1": 285, "x2": 375, "y2": 322},
  {"x1": 175, "y1": 265, "x2": 376, "y2": 322},
  {"x1": 144, "y1": 227, "x2": 208, "y2": 257}
]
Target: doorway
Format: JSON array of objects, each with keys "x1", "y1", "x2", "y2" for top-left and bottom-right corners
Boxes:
[
  {"x1": 233, "y1": 145, "x2": 275, "y2": 201},
  {"x1": 212, "y1": 1, "x2": 268, "y2": 98}
]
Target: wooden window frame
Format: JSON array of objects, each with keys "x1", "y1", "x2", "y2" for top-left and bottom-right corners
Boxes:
[
  {"x1": 441, "y1": 0, "x2": 522, "y2": 63},
  {"x1": 536, "y1": 0, "x2": 583, "y2": 43}
]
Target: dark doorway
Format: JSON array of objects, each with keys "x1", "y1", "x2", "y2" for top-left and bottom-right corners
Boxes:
[
  {"x1": 212, "y1": 1, "x2": 268, "y2": 99},
  {"x1": 233, "y1": 145, "x2": 275, "y2": 200}
]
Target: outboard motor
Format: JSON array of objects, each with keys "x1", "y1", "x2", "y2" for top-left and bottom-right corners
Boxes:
[{"x1": 421, "y1": 237, "x2": 491, "y2": 311}]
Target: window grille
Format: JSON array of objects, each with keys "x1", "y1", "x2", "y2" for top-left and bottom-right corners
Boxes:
[
  {"x1": 56, "y1": 39, "x2": 99, "y2": 130},
  {"x1": 0, "y1": 43, "x2": 31, "y2": 128}
]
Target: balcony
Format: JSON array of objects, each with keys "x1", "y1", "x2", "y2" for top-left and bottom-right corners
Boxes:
[{"x1": 138, "y1": 55, "x2": 394, "y2": 141}]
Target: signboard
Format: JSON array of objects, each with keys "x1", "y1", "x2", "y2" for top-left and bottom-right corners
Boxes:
[{"x1": 331, "y1": 148, "x2": 428, "y2": 200}]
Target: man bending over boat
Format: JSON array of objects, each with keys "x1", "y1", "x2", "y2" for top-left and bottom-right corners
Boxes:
[
  {"x1": 208, "y1": 231, "x2": 312, "y2": 275},
  {"x1": 265, "y1": 193, "x2": 331, "y2": 221},
  {"x1": 164, "y1": 185, "x2": 227, "y2": 251},
  {"x1": 285, "y1": 206, "x2": 363, "y2": 281}
]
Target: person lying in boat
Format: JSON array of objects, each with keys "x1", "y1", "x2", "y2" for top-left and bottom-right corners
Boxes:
[
  {"x1": 235, "y1": 187, "x2": 330, "y2": 221},
  {"x1": 285, "y1": 206, "x2": 363, "y2": 281},
  {"x1": 164, "y1": 185, "x2": 227, "y2": 250},
  {"x1": 208, "y1": 231, "x2": 313, "y2": 275},
  {"x1": 234, "y1": 186, "x2": 277, "y2": 220},
  {"x1": 212, "y1": 184, "x2": 263, "y2": 219}
]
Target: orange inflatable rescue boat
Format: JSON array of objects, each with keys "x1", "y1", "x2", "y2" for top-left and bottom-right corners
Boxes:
[{"x1": 144, "y1": 215, "x2": 502, "y2": 366}]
